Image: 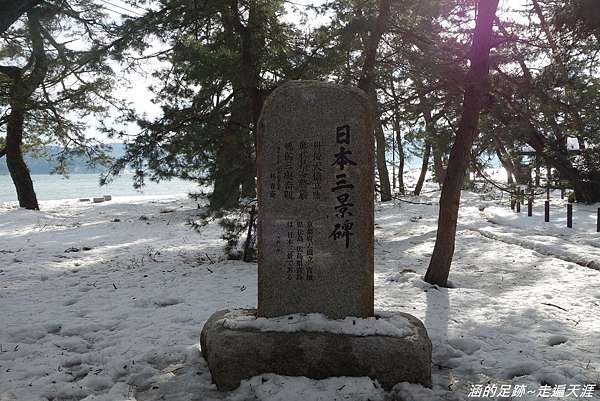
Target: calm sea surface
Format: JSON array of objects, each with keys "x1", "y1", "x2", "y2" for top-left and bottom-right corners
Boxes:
[{"x1": 0, "y1": 174, "x2": 200, "y2": 203}]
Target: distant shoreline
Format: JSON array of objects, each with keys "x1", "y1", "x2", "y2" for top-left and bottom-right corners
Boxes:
[{"x1": 0, "y1": 173, "x2": 201, "y2": 203}]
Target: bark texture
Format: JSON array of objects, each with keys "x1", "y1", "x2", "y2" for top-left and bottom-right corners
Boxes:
[{"x1": 414, "y1": 142, "x2": 431, "y2": 196}]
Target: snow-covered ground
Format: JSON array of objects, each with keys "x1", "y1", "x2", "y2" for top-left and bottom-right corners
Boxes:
[{"x1": 1, "y1": 181, "x2": 599, "y2": 401}]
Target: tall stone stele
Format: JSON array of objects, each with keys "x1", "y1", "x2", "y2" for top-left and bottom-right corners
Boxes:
[
  {"x1": 201, "y1": 81, "x2": 432, "y2": 391},
  {"x1": 256, "y1": 80, "x2": 374, "y2": 319}
]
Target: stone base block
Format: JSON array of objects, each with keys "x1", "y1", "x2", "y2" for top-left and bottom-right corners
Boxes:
[{"x1": 200, "y1": 309, "x2": 431, "y2": 391}]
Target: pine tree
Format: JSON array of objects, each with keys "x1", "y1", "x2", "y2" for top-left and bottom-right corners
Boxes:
[
  {"x1": 107, "y1": 0, "x2": 306, "y2": 210},
  {"x1": 0, "y1": 1, "x2": 127, "y2": 209}
]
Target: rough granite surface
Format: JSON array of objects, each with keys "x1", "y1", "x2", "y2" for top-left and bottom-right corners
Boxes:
[
  {"x1": 200, "y1": 309, "x2": 432, "y2": 391},
  {"x1": 256, "y1": 81, "x2": 375, "y2": 319}
]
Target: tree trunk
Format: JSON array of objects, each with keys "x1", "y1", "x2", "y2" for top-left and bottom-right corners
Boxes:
[
  {"x1": 211, "y1": 121, "x2": 243, "y2": 210},
  {"x1": 211, "y1": 88, "x2": 262, "y2": 208},
  {"x1": 414, "y1": 141, "x2": 431, "y2": 196},
  {"x1": 424, "y1": 0, "x2": 499, "y2": 286},
  {"x1": 6, "y1": 99, "x2": 39, "y2": 210},
  {"x1": 375, "y1": 119, "x2": 392, "y2": 201},
  {"x1": 371, "y1": 91, "x2": 392, "y2": 201},
  {"x1": 494, "y1": 137, "x2": 515, "y2": 185},
  {"x1": 495, "y1": 147, "x2": 514, "y2": 185},
  {"x1": 418, "y1": 90, "x2": 445, "y2": 187},
  {"x1": 432, "y1": 146, "x2": 446, "y2": 185},
  {"x1": 211, "y1": 1, "x2": 265, "y2": 209},
  {"x1": 394, "y1": 114, "x2": 405, "y2": 194},
  {"x1": 357, "y1": 0, "x2": 391, "y2": 93},
  {"x1": 1, "y1": 9, "x2": 46, "y2": 210},
  {"x1": 464, "y1": 166, "x2": 472, "y2": 190}
]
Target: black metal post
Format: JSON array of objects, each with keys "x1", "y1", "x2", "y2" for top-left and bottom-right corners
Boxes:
[
  {"x1": 567, "y1": 204, "x2": 573, "y2": 228},
  {"x1": 528, "y1": 198, "x2": 533, "y2": 217},
  {"x1": 545, "y1": 201, "x2": 550, "y2": 222},
  {"x1": 597, "y1": 208, "x2": 600, "y2": 233}
]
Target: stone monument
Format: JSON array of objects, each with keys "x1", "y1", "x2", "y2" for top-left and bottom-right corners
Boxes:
[
  {"x1": 256, "y1": 80, "x2": 374, "y2": 319},
  {"x1": 201, "y1": 81, "x2": 431, "y2": 391}
]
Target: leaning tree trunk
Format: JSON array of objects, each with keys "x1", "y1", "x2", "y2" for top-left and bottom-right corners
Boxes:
[
  {"x1": 1, "y1": 9, "x2": 46, "y2": 210},
  {"x1": 414, "y1": 141, "x2": 431, "y2": 196},
  {"x1": 6, "y1": 98, "x2": 38, "y2": 210},
  {"x1": 424, "y1": 0, "x2": 499, "y2": 287}
]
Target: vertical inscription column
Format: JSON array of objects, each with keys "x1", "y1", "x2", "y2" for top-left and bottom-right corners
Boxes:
[{"x1": 257, "y1": 81, "x2": 374, "y2": 319}]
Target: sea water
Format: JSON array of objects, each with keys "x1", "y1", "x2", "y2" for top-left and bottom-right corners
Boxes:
[{"x1": 0, "y1": 173, "x2": 201, "y2": 203}]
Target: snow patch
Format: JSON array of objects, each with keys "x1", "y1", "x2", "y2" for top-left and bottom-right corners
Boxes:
[
  {"x1": 8, "y1": 325, "x2": 48, "y2": 343},
  {"x1": 221, "y1": 310, "x2": 413, "y2": 337},
  {"x1": 503, "y1": 362, "x2": 540, "y2": 379},
  {"x1": 229, "y1": 374, "x2": 385, "y2": 401},
  {"x1": 447, "y1": 337, "x2": 482, "y2": 355},
  {"x1": 390, "y1": 382, "x2": 440, "y2": 401}
]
